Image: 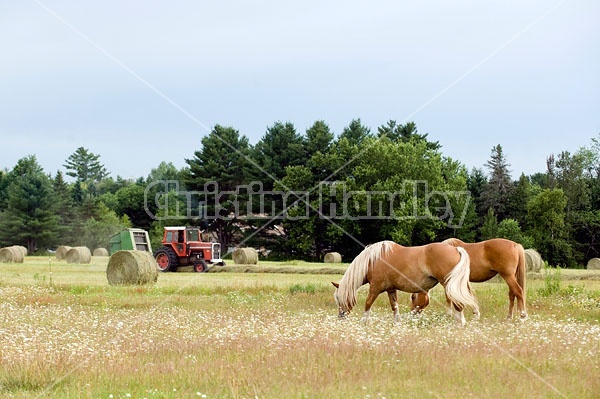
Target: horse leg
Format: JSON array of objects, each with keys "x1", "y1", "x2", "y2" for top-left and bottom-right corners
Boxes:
[
  {"x1": 362, "y1": 286, "x2": 381, "y2": 322},
  {"x1": 508, "y1": 290, "x2": 516, "y2": 319},
  {"x1": 450, "y1": 301, "x2": 466, "y2": 326},
  {"x1": 444, "y1": 287, "x2": 466, "y2": 326},
  {"x1": 387, "y1": 290, "x2": 400, "y2": 322},
  {"x1": 445, "y1": 293, "x2": 452, "y2": 316},
  {"x1": 469, "y1": 283, "x2": 480, "y2": 320},
  {"x1": 501, "y1": 274, "x2": 528, "y2": 320},
  {"x1": 454, "y1": 304, "x2": 467, "y2": 326}
]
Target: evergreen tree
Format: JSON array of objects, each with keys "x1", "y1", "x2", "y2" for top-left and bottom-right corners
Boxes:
[
  {"x1": 507, "y1": 173, "x2": 532, "y2": 227},
  {"x1": 481, "y1": 144, "x2": 513, "y2": 220},
  {"x1": 570, "y1": 210, "x2": 600, "y2": 261},
  {"x1": 71, "y1": 181, "x2": 84, "y2": 205},
  {"x1": 545, "y1": 154, "x2": 558, "y2": 189},
  {"x1": 377, "y1": 120, "x2": 441, "y2": 150},
  {"x1": 530, "y1": 172, "x2": 550, "y2": 189},
  {"x1": 53, "y1": 171, "x2": 77, "y2": 243},
  {"x1": 251, "y1": 121, "x2": 305, "y2": 188},
  {"x1": 467, "y1": 168, "x2": 488, "y2": 220},
  {"x1": 304, "y1": 120, "x2": 334, "y2": 158},
  {"x1": 0, "y1": 169, "x2": 9, "y2": 211},
  {"x1": 184, "y1": 125, "x2": 253, "y2": 249},
  {"x1": 0, "y1": 156, "x2": 60, "y2": 253},
  {"x1": 480, "y1": 208, "x2": 499, "y2": 240},
  {"x1": 63, "y1": 147, "x2": 109, "y2": 183},
  {"x1": 338, "y1": 118, "x2": 371, "y2": 146},
  {"x1": 588, "y1": 134, "x2": 600, "y2": 210}
]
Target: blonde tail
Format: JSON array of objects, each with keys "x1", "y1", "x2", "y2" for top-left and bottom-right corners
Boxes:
[{"x1": 444, "y1": 247, "x2": 479, "y2": 314}]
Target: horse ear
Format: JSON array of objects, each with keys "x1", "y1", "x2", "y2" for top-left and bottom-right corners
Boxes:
[{"x1": 331, "y1": 282, "x2": 339, "y2": 288}]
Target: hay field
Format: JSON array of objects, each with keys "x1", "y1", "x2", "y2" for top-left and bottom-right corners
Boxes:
[{"x1": 0, "y1": 256, "x2": 599, "y2": 398}]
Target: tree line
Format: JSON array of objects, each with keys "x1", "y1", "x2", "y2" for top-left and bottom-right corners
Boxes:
[{"x1": 1, "y1": 120, "x2": 599, "y2": 267}]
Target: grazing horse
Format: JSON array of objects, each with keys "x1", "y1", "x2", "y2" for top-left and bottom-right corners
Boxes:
[
  {"x1": 411, "y1": 238, "x2": 527, "y2": 320},
  {"x1": 331, "y1": 241, "x2": 479, "y2": 326}
]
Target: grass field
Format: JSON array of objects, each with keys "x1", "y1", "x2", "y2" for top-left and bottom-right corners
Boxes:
[{"x1": 1, "y1": 256, "x2": 599, "y2": 398}]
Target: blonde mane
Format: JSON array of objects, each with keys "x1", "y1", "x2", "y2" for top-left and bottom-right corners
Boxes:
[{"x1": 336, "y1": 241, "x2": 395, "y2": 312}]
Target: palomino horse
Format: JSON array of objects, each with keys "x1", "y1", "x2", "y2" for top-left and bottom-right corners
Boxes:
[
  {"x1": 332, "y1": 241, "x2": 479, "y2": 326},
  {"x1": 411, "y1": 238, "x2": 527, "y2": 320}
]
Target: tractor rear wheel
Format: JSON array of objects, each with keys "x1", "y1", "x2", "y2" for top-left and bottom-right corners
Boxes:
[
  {"x1": 154, "y1": 246, "x2": 178, "y2": 272},
  {"x1": 193, "y1": 259, "x2": 208, "y2": 273}
]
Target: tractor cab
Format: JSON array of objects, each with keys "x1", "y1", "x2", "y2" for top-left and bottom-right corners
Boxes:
[
  {"x1": 163, "y1": 227, "x2": 198, "y2": 256},
  {"x1": 154, "y1": 226, "x2": 223, "y2": 272}
]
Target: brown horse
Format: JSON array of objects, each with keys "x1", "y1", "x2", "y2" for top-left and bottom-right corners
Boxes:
[
  {"x1": 411, "y1": 238, "x2": 527, "y2": 320},
  {"x1": 332, "y1": 241, "x2": 479, "y2": 326}
]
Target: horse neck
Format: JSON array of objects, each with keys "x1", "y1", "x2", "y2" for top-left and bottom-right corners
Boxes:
[{"x1": 337, "y1": 241, "x2": 394, "y2": 311}]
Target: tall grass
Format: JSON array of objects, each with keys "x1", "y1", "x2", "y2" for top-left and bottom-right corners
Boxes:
[{"x1": 0, "y1": 259, "x2": 599, "y2": 398}]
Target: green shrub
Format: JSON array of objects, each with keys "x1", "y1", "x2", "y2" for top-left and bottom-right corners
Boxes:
[
  {"x1": 289, "y1": 283, "x2": 317, "y2": 295},
  {"x1": 538, "y1": 267, "x2": 561, "y2": 296}
]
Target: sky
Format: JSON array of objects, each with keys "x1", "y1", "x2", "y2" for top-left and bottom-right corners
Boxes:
[{"x1": 1, "y1": 0, "x2": 599, "y2": 181}]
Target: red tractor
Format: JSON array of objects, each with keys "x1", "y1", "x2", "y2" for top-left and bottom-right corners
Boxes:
[{"x1": 153, "y1": 227, "x2": 224, "y2": 272}]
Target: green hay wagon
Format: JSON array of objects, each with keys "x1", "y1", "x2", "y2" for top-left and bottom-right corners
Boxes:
[{"x1": 109, "y1": 228, "x2": 152, "y2": 255}]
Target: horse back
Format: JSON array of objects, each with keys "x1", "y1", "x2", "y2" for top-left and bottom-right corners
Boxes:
[
  {"x1": 458, "y1": 238, "x2": 520, "y2": 280},
  {"x1": 369, "y1": 242, "x2": 460, "y2": 292}
]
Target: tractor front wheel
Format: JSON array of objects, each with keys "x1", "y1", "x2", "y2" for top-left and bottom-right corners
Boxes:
[
  {"x1": 154, "y1": 247, "x2": 178, "y2": 272},
  {"x1": 193, "y1": 259, "x2": 208, "y2": 273}
]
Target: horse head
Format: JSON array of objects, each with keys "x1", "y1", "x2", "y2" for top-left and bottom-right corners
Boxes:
[
  {"x1": 410, "y1": 291, "x2": 430, "y2": 314},
  {"x1": 331, "y1": 281, "x2": 350, "y2": 318}
]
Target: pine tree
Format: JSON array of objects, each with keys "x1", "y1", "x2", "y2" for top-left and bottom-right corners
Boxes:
[
  {"x1": 304, "y1": 120, "x2": 334, "y2": 158},
  {"x1": 377, "y1": 120, "x2": 441, "y2": 150},
  {"x1": 507, "y1": 173, "x2": 532, "y2": 227},
  {"x1": 481, "y1": 144, "x2": 513, "y2": 220},
  {"x1": 63, "y1": 147, "x2": 109, "y2": 183},
  {"x1": 53, "y1": 171, "x2": 76, "y2": 243},
  {"x1": 338, "y1": 119, "x2": 371, "y2": 146},
  {"x1": 251, "y1": 121, "x2": 306, "y2": 189},
  {"x1": 480, "y1": 208, "x2": 499, "y2": 240},
  {"x1": 0, "y1": 156, "x2": 60, "y2": 252},
  {"x1": 467, "y1": 168, "x2": 488, "y2": 220},
  {"x1": 184, "y1": 125, "x2": 253, "y2": 249}
]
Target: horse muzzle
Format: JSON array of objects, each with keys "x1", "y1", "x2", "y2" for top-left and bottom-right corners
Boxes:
[{"x1": 338, "y1": 310, "x2": 349, "y2": 319}]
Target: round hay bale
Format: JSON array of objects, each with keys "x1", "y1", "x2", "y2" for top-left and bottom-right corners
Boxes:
[
  {"x1": 0, "y1": 247, "x2": 24, "y2": 263},
  {"x1": 324, "y1": 252, "x2": 342, "y2": 263},
  {"x1": 65, "y1": 246, "x2": 92, "y2": 264},
  {"x1": 232, "y1": 248, "x2": 258, "y2": 265},
  {"x1": 587, "y1": 258, "x2": 600, "y2": 270},
  {"x1": 14, "y1": 245, "x2": 27, "y2": 257},
  {"x1": 93, "y1": 247, "x2": 109, "y2": 257},
  {"x1": 106, "y1": 250, "x2": 158, "y2": 286},
  {"x1": 56, "y1": 246, "x2": 72, "y2": 260},
  {"x1": 524, "y1": 248, "x2": 543, "y2": 272}
]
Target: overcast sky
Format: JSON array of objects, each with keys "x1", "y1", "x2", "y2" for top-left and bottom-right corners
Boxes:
[{"x1": 1, "y1": 0, "x2": 598, "y2": 181}]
